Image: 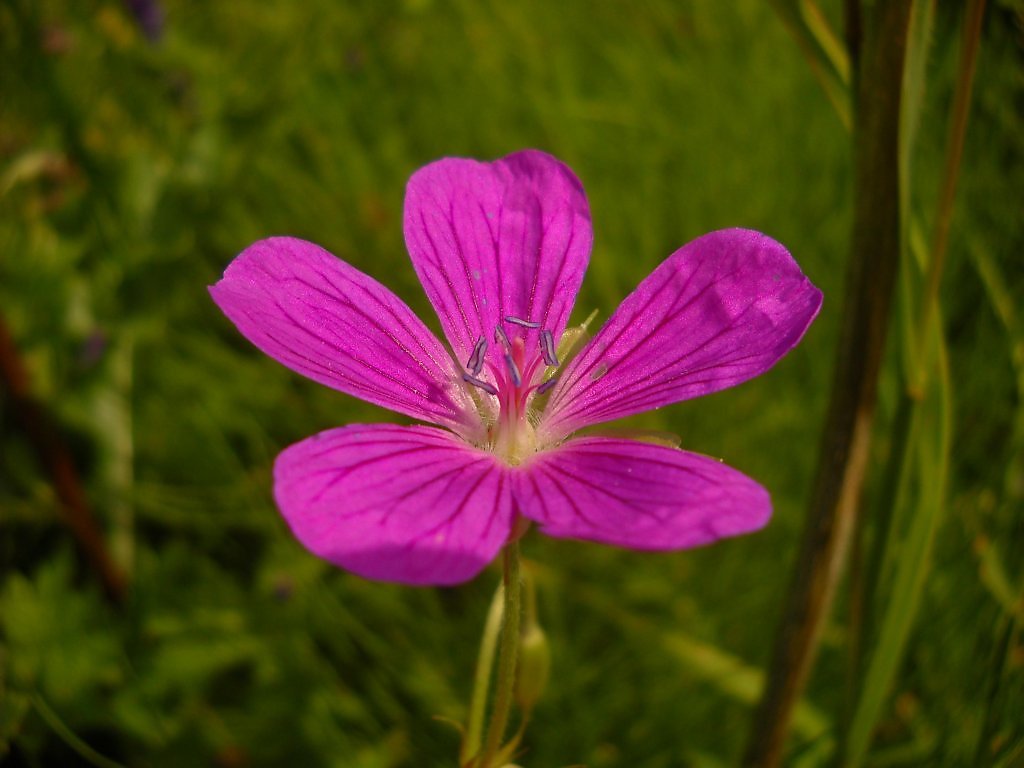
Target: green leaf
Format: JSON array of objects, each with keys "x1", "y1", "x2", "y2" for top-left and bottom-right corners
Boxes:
[{"x1": 0, "y1": 553, "x2": 122, "y2": 705}]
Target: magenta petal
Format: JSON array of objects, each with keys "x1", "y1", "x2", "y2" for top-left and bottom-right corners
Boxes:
[
  {"x1": 210, "y1": 237, "x2": 479, "y2": 436},
  {"x1": 515, "y1": 437, "x2": 771, "y2": 550},
  {"x1": 403, "y1": 150, "x2": 592, "y2": 364},
  {"x1": 274, "y1": 424, "x2": 514, "y2": 585},
  {"x1": 540, "y1": 229, "x2": 822, "y2": 439}
]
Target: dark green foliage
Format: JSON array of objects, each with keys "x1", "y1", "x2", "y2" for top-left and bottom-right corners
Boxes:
[{"x1": 0, "y1": 1, "x2": 1019, "y2": 765}]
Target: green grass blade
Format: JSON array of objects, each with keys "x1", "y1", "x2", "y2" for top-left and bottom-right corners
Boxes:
[
  {"x1": 31, "y1": 695, "x2": 128, "y2": 768},
  {"x1": 847, "y1": 2, "x2": 987, "y2": 761},
  {"x1": 799, "y1": 0, "x2": 851, "y2": 83},
  {"x1": 974, "y1": 539, "x2": 1023, "y2": 618},
  {"x1": 900, "y1": 0, "x2": 936, "y2": 201},
  {"x1": 570, "y1": 579, "x2": 832, "y2": 745},
  {"x1": 768, "y1": 0, "x2": 852, "y2": 129},
  {"x1": 659, "y1": 631, "x2": 831, "y2": 746},
  {"x1": 897, "y1": 0, "x2": 937, "y2": 380},
  {"x1": 844, "y1": 320, "x2": 952, "y2": 767}
]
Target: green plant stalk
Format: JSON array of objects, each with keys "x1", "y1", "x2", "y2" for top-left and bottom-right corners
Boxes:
[
  {"x1": 31, "y1": 695, "x2": 127, "y2": 768},
  {"x1": 974, "y1": 611, "x2": 1021, "y2": 766},
  {"x1": 975, "y1": 539, "x2": 1023, "y2": 618},
  {"x1": 768, "y1": 0, "x2": 852, "y2": 130},
  {"x1": 800, "y1": 0, "x2": 851, "y2": 86},
  {"x1": 845, "y1": 1, "x2": 987, "y2": 760},
  {"x1": 102, "y1": 335, "x2": 136, "y2": 577},
  {"x1": 845, "y1": 361, "x2": 920, "y2": 730},
  {"x1": 846, "y1": 0, "x2": 933, "y2": 723},
  {"x1": 848, "y1": 233, "x2": 933, "y2": 733},
  {"x1": 852, "y1": 387, "x2": 916, "y2": 668},
  {"x1": 911, "y1": 0, "x2": 986, "y2": 395},
  {"x1": 742, "y1": 3, "x2": 914, "y2": 765},
  {"x1": 967, "y1": 228, "x2": 1024, "y2": 767},
  {"x1": 844, "y1": 324, "x2": 951, "y2": 767},
  {"x1": 495, "y1": 568, "x2": 547, "y2": 766},
  {"x1": 461, "y1": 583, "x2": 507, "y2": 764},
  {"x1": 475, "y1": 541, "x2": 522, "y2": 768}
]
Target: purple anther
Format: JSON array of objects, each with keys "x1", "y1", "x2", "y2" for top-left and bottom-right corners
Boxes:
[
  {"x1": 503, "y1": 352, "x2": 522, "y2": 387},
  {"x1": 462, "y1": 371, "x2": 498, "y2": 396},
  {"x1": 505, "y1": 315, "x2": 541, "y2": 329},
  {"x1": 494, "y1": 324, "x2": 511, "y2": 350},
  {"x1": 466, "y1": 335, "x2": 487, "y2": 375},
  {"x1": 537, "y1": 377, "x2": 558, "y2": 394},
  {"x1": 539, "y1": 329, "x2": 560, "y2": 367}
]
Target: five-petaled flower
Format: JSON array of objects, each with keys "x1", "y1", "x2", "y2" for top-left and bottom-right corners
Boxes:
[{"x1": 210, "y1": 150, "x2": 822, "y2": 585}]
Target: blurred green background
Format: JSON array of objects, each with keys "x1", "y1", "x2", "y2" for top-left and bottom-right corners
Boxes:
[{"x1": 1, "y1": 1, "x2": 1021, "y2": 766}]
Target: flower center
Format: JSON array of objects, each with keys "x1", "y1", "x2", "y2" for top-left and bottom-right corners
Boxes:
[{"x1": 461, "y1": 315, "x2": 560, "y2": 465}]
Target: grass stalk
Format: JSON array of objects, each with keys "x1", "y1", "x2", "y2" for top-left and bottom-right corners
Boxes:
[
  {"x1": 910, "y1": 0, "x2": 986, "y2": 395},
  {"x1": 742, "y1": 3, "x2": 914, "y2": 764},
  {"x1": 844, "y1": 1, "x2": 986, "y2": 761}
]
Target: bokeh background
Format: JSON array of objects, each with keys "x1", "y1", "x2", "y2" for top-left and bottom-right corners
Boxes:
[{"x1": 1, "y1": 1, "x2": 1021, "y2": 766}]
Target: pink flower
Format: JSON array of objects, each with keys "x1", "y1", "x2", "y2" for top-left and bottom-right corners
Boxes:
[{"x1": 210, "y1": 150, "x2": 822, "y2": 586}]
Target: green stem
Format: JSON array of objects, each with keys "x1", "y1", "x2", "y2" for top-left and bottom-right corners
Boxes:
[
  {"x1": 32, "y1": 694, "x2": 127, "y2": 768},
  {"x1": 461, "y1": 583, "x2": 506, "y2": 764},
  {"x1": 742, "y1": 4, "x2": 914, "y2": 765},
  {"x1": 848, "y1": 0, "x2": 987, "y2": 750},
  {"x1": 911, "y1": 0, "x2": 986, "y2": 394},
  {"x1": 973, "y1": 612, "x2": 1018, "y2": 767},
  {"x1": 856, "y1": 390, "x2": 917, "y2": 651},
  {"x1": 476, "y1": 541, "x2": 522, "y2": 768}
]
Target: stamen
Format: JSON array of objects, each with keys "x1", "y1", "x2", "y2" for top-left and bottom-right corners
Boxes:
[
  {"x1": 536, "y1": 377, "x2": 557, "y2": 394},
  {"x1": 462, "y1": 371, "x2": 497, "y2": 396},
  {"x1": 505, "y1": 315, "x2": 541, "y2": 329},
  {"x1": 503, "y1": 352, "x2": 522, "y2": 387},
  {"x1": 494, "y1": 324, "x2": 511, "y2": 350},
  {"x1": 539, "y1": 329, "x2": 560, "y2": 367},
  {"x1": 466, "y1": 335, "x2": 487, "y2": 375}
]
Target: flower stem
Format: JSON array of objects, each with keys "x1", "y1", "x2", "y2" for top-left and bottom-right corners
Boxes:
[
  {"x1": 476, "y1": 540, "x2": 522, "y2": 768},
  {"x1": 461, "y1": 583, "x2": 506, "y2": 764}
]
